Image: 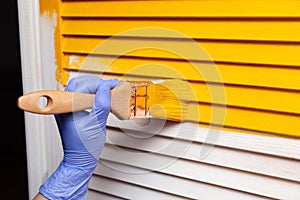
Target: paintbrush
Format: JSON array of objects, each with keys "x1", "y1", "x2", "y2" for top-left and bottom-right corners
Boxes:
[{"x1": 17, "y1": 79, "x2": 192, "y2": 121}]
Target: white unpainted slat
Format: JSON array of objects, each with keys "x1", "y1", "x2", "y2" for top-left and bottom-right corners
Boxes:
[
  {"x1": 100, "y1": 144, "x2": 300, "y2": 199},
  {"x1": 94, "y1": 161, "x2": 271, "y2": 200},
  {"x1": 107, "y1": 114, "x2": 300, "y2": 160},
  {"x1": 86, "y1": 190, "x2": 125, "y2": 200},
  {"x1": 89, "y1": 175, "x2": 189, "y2": 200},
  {"x1": 106, "y1": 128, "x2": 300, "y2": 182}
]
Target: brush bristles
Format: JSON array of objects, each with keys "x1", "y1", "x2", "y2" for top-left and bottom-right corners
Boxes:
[{"x1": 147, "y1": 79, "x2": 193, "y2": 121}]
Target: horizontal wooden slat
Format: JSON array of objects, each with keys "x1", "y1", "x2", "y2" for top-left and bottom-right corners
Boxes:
[
  {"x1": 61, "y1": 0, "x2": 300, "y2": 18},
  {"x1": 105, "y1": 128, "x2": 300, "y2": 182},
  {"x1": 89, "y1": 175, "x2": 189, "y2": 200},
  {"x1": 187, "y1": 103, "x2": 300, "y2": 137},
  {"x1": 63, "y1": 36, "x2": 300, "y2": 66},
  {"x1": 100, "y1": 145, "x2": 300, "y2": 199},
  {"x1": 62, "y1": 19, "x2": 300, "y2": 42},
  {"x1": 188, "y1": 84, "x2": 300, "y2": 115},
  {"x1": 65, "y1": 54, "x2": 300, "y2": 91},
  {"x1": 86, "y1": 190, "x2": 125, "y2": 200},
  {"x1": 106, "y1": 115, "x2": 300, "y2": 160}
]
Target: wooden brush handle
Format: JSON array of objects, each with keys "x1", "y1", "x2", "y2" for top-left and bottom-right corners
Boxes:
[{"x1": 17, "y1": 81, "x2": 132, "y2": 120}]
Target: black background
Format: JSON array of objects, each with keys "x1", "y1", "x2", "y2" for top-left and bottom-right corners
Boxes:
[{"x1": 1, "y1": 0, "x2": 29, "y2": 199}]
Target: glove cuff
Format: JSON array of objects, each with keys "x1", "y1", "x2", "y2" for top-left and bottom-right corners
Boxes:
[{"x1": 39, "y1": 161, "x2": 96, "y2": 200}]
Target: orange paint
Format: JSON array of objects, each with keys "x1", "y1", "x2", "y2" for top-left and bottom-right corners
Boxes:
[
  {"x1": 40, "y1": 0, "x2": 69, "y2": 88},
  {"x1": 39, "y1": 1, "x2": 57, "y2": 18},
  {"x1": 43, "y1": 0, "x2": 300, "y2": 139}
]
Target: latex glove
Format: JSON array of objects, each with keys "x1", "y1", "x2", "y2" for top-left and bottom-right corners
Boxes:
[{"x1": 39, "y1": 75, "x2": 119, "y2": 200}]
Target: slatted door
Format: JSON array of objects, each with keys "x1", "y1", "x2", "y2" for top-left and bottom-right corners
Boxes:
[{"x1": 49, "y1": 0, "x2": 300, "y2": 199}]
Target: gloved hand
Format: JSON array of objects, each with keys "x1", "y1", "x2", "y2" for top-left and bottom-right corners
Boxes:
[{"x1": 39, "y1": 75, "x2": 119, "y2": 200}]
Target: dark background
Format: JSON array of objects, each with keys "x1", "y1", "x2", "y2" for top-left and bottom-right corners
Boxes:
[{"x1": 1, "y1": 0, "x2": 29, "y2": 199}]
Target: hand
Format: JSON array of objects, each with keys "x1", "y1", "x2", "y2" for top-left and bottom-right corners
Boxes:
[
  {"x1": 38, "y1": 75, "x2": 119, "y2": 200},
  {"x1": 56, "y1": 75, "x2": 119, "y2": 168}
]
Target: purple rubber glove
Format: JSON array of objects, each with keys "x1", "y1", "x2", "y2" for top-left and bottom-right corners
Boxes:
[{"x1": 39, "y1": 75, "x2": 119, "y2": 200}]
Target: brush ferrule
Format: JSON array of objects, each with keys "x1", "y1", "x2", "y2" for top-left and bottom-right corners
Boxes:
[{"x1": 130, "y1": 82, "x2": 151, "y2": 119}]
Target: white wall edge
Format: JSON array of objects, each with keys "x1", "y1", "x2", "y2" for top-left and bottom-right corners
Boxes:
[{"x1": 17, "y1": 0, "x2": 61, "y2": 198}]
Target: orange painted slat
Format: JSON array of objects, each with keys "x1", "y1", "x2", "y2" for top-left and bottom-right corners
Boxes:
[
  {"x1": 62, "y1": 19, "x2": 300, "y2": 42},
  {"x1": 61, "y1": 0, "x2": 300, "y2": 17},
  {"x1": 62, "y1": 36, "x2": 300, "y2": 67},
  {"x1": 188, "y1": 103, "x2": 300, "y2": 137}
]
